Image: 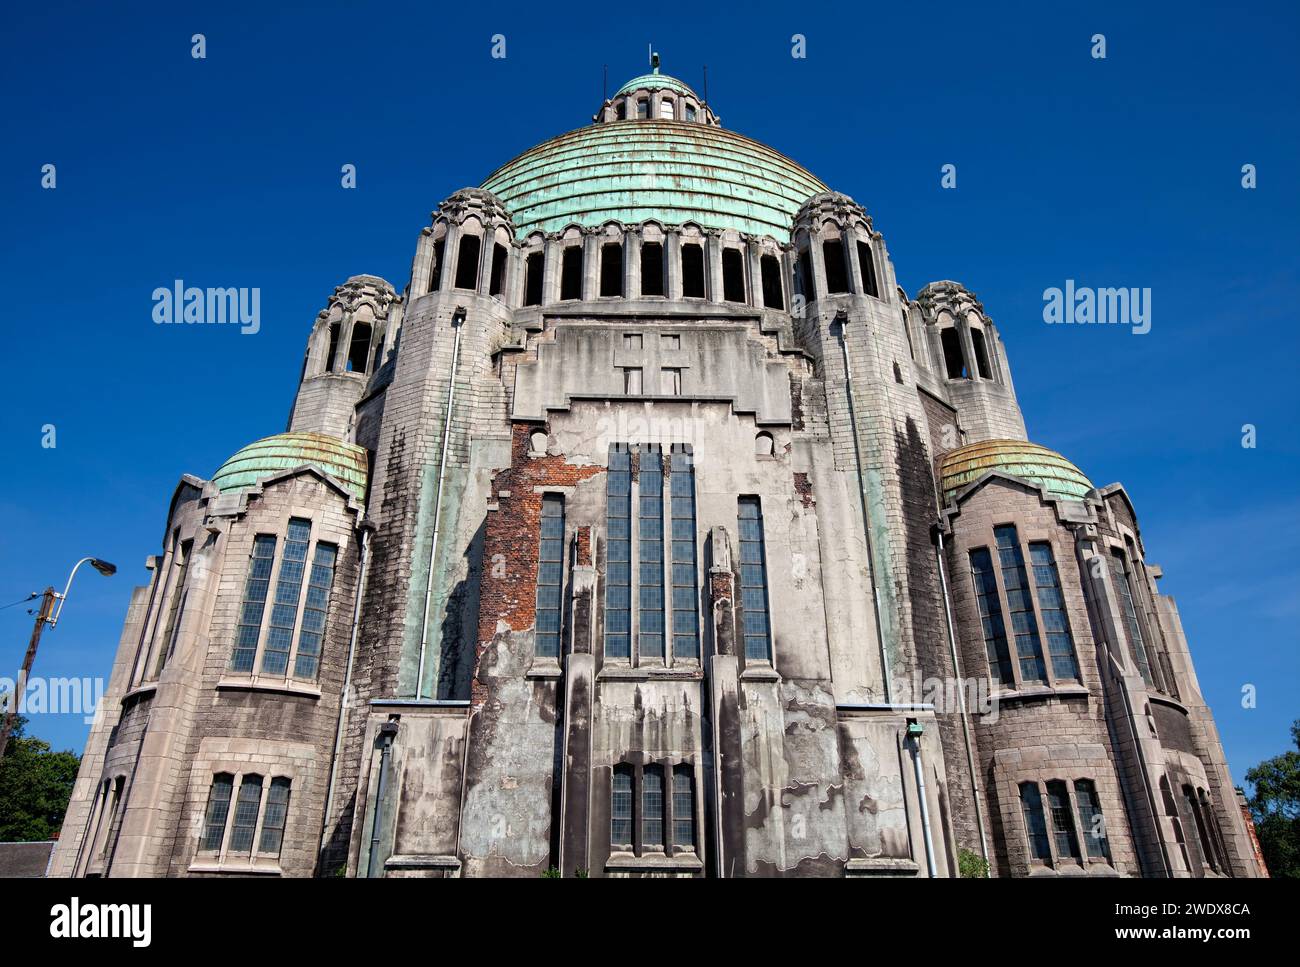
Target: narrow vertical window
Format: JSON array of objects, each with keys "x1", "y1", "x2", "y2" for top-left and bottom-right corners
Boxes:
[
  {"x1": 623, "y1": 367, "x2": 643, "y2": 394},
  {"x1": 325, "y1": 323, "x2": 341, "y2": 372},
  {"x1": 600, "y1": 241, "x2": 623, "y2": 297},
  {"x1": 346, "y1": 321, "x2": 372, "y2": 373},
  {"x1": 454, "y1": 234, "x2": 481, "y2": 290},
  {"x1": 155, "y1": 538, "x2": 192, "y2": 678},
  {"x1": 970, "y1": 547, "x2": 1014, "y2": 686},
  {"x1": 605, "y1": 446, "x2": 632, "y2": 658},
  {"x1": 616, "y1": 101, "x2": 626, "y2": 120},
  {"x1": 523, "y1": 251, "x2": 544, "y2": 306},
  {"x1": 640, "y1": 241, "x2": 665, "y2": 295},
  {"x1": 295, "y1": 541, "x2": 337, "y2": 679},
  {"x1": 228, "y1": 775, "x2": 264, "y2": 856},
  {"x1": 685, "y1": 103, "x2": 696, "y2": 122},
  {"x1": 941, "y1": 327, "x2": 967, "y2": 379},
  {"x1": 658, "y1": 98, "x2": 675, "y2": 120},
  {"x1": 1185, "y1": 785, "x2": 1219, "y2": 873},
  {"x1": 856, "y1": 240, "x2": 879, "y2": 298},
  {"x1": 200, "y1": 773, "x2": 234, "y2": 851},
  {"x1": 1198, "y1": 788, "x2": 1228, "y2": 872},
  {"x1": 995, "y1": 525, "x2": 1046, "y2": 683},
  {"x1": 823, "y1": 239, "x2": 849, "y2": 293},
  {"x1": 1046, "y1": 779, "x2": 1081, "y2": 861},
  {"x1": 737, "y1": 497, "x2": 771, "y2": 661},
  {"x1": 970, "y1": 327, "x2": 993, "y2": 378},
  {"x1": 636, "y1": 98, "x2": 648, "y2": 119},
  {"x1": 722, "y1": 247, "x2": 745, "y2": 302},
  {"x1": 638, "y1": 447, "x2": 665, "y2": 660},
  {"x1": 262, "y1": 518, "x2": 311, "y2": 676},
  {"x1": 659, "y1": 368, "x2": 682, "y2": 395},
  {"x1": 670, "y1": 447, "x2": 699, "y2": 658},
  {"x1": 1019, "y1": 782, "x2": 1052, "y2": 863},
  {"x1": 231, "y1": 535, "x2": 276, "y2": 673},
  {"x1": 489, "y1": 242, "x2": 508, "y2": 297},
  {"x1": 1029, "y1": 542, "x2": 1079, "y2": 681},
  {"x1": 428, "y1": 239, "x2": 445, "y2": 293},
  {"x1": 258, "y1": 778, "x2": 291, "y2": 856},
  {"x1": 672, "y1": 765, "x2": 695, "y2": 849},
  {"x1": 643, "y1": 764, "x2": 664, "y2": 849},
  {"x1": 1074, "y1": 779, "x2": 1110, "y2": 860},
  {"x1": 535, "y1": 495, "x2": 564, "y2": 658},
  {"x1": 560, "y1": 246, "x2": 583, "y2": 300},
  {"x1": 796, "y1": 247, "x2": 816, "y2": 302},
  {"x1": 1110, "y1": 551, "x2": 1155, "y2": 687},
  {"x1": 760, "y1": 253, "x2": 784, "y2": 309},
  {"x1": 681, "y1": 243, "x2": 705, "y2": 298},
  {"x1": 611, "y1": 764, "x2": 634, "y2": 849}
]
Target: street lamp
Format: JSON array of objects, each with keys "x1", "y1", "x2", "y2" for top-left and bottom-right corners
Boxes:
[{"x1": 0, "y1": 556, "x2": 116, "y2": 759}]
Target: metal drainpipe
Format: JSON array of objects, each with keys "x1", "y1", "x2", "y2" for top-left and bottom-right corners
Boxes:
[
  {"x1": 907, "y1": 720, "x2": 938, "y2": 877},
  {"x1": 415, "y1": 308, "x2": 466, "y2": 699},
  {"x1": 319, "y1": 525, "x2": 371, "y2": 856},
  {"x1": 367, "y1": 721, "x2": 400, "y2": 878},
  {"x1": 934, "y1": 525, "x2": 990, "y2": 872},
  {"x1": 834, "y1": 316, "x2": 892, "y2": 702}
]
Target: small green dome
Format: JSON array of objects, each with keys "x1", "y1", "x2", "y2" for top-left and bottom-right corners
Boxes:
[
  {"x1": 480, "y1": 122, "x2": 827, "y2": 242},
  {"x1": 614, "y1": 72, "x2": 698, "y2": 98},
  {"x1": 212, "y1": 432, "x2": 369, "y2": 502},
  {"x1": 940, "y1": 440, "x2": 1093, "y2": 504}
]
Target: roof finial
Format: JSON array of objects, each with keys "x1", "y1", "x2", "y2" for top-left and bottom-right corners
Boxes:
[{"x1": 651, "y1": 49, "x2": 660, "y2": 74}]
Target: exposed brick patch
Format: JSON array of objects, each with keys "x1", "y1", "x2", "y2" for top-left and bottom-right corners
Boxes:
[
  {"x1": 575, "y1": 525, "x2": 593, "y2": 567},
  {"x1": 473, "y1": 423, "x2": 602, "y2": 705},
  {"x1": 793, "y1": 471, "x2": 815, "y2": 508}
]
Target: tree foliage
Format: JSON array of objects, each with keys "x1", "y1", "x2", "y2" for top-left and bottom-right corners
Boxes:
[
  {"x1": 0, "y1": 713, "x2": 82, "y2": 842},
  {"x1": 1245, "y1": 718, "x2": 1300, "y2": 878}
]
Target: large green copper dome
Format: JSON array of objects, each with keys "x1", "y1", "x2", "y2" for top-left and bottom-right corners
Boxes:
[
  {"x1": 212, "y1": 432, "x2": 369, "y2": 502},
  {"x1": 480, "y1": 121, "x2": 828, "y2": 243},
  {"x1": 939, "y1": 440, "x2": 1093, "y2": 504}
]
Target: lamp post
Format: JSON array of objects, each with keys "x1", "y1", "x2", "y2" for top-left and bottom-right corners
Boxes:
[{"x1": 0, "y1": 557, "x2": 116, "y2": 760}]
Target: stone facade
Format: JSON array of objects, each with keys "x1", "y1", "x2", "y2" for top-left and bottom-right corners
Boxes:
[{"x1": 53, "y1": 70, "x2": 1264, "y2": 879}]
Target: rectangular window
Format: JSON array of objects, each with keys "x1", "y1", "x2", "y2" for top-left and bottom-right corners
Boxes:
[
  {"x1": 1019, "y1": 781, "x2": 1052, "y2": 863},
  {"x1": 640, "y1": 242, "x2": 665, "y2": 296},
  {"x1": 941, "y1": 327, "x2": 968, "y2": 379},
  {"x1": 524, "y1": 251, "x2": 544, "y2": 306},
  {"x1": 658, "y1": 99, "x2": 675, "y2": 120},
  {"x1": 721, "y1": 247, "x2": 745, "y2": 302},
  {"x1": 535, "y1": 494, "x2": 565, "y2": 658},
  {"x1": 155, "y1": 537, "x2": 192, "y2": 678},
  {"x1": 685, "y1": 104, "x2": 696, "y2": 122},
  {"x1": 623, "y1": 332, "x2": 642, "y2": 350},
  {"x1": 660, "y1": 333, "x2": 679, "y2": 350},
  {"x1": 293, "y1": 541, "x2": 336, "y2": 679},
  {"x1": 1074, "y1": 779, "x2": 1110, "y2": 860},
  {"x1": 971, "y1": 327, "x2": 993, "y2": 378},
  {"x1": 681, "y1": 242, "x2": 705, "y2": 298},
  {"x1": 738, "y1": 497, "x2": 771, "y2": 661},
  {"x1": 796, "y1": 248, "x2": 815, "y2": 303},
  {"x1": 1110, "y1": 551, "x2": 1155, "y2": 687},
  {"x1": 623, "y1": 367, "x2": 643, "y2": 394},
  {"x1": 1185, "y1": 785, "x2": 1219, "y2": 873},
  {"x1": 643, "y1": 765, "x2": 664, "y2": 848},
  {"x1": 638, "y1": 447, "x2": 665, "y2": 660},
  {"x1": 454, "y1": 234, "x2": 481, "y2": 290},
  {"x1": 970, "y1": 547, "x2": 1014, "y2": 686},
  {"x1": 230, "y1": 535, "x2": 276, "y2": 673},
  {"x1": 995, "y1": 525, "x2": 1046, "y2": 683},
  {"x1": 760, "y1": 253, "x2": 784, "y2": 309},
  {"x1": 489, "y1": 242, "x2": 508, "y2": 297},
  {"x1": 258, "y1": 777, "x2": 291, "y2": 856},
  {"x1": 636, "y1": 98, "x2": 648, "y2": 119},
  {"x1": 856, "y1": 240, "x2": 879, "y2": 298},
  {"x1": 611, "y1": 765, "x2": 634, "y2": 848},
  {"x1": 1046, "y1": 779, "x2": 1081, "y2": 861},
  {"x1": 1029, "y1": 542, "x2": 1079, "y2": 681},
  {"x1": 672, "y1": 765, "x2": 695, "y2": 849},
  {"x1": 560, "y1": 246, "x2": 582, "y2": 300},
  {"x1": 429, "y1": 239, "x2": 445, "y2": 293},
  {"x1": 227, "y1": 774, "x2": 264, "y2": 855},
  {"x1": 600, "y1": 241, "x2": 623, "y2": 297},
  {"x1": 261, "y1": 518, "x2": 311, "y2": 676},
  {"x1": 670, "y1": 447, "x2": 699, "y2": 658},
  {"x1": 659, "y1": 368, "x2": 682, "y2": 395},
  {"x1": 823, "y1": 239, "x2": 849, "y2": 293},
  {"x1": 200, "y1": 773, "x2": 234, "y2": 851},
  {"x1": 605, "y1": 446, "x2": 632, "y2": 658}
]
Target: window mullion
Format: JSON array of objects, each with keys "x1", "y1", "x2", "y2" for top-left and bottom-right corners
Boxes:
[{"x1": 1022, "y1": 535, "x2": 1054, "y2": 687}]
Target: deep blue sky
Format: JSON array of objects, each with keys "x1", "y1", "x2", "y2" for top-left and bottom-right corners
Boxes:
[{"x1": 1, "y1": 2, "x2": 1296, "y2": 787}]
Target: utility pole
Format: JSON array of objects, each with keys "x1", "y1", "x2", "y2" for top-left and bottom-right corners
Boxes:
[{"x1": 0, "y1": 587, "x2": 56, "y2": 760}]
